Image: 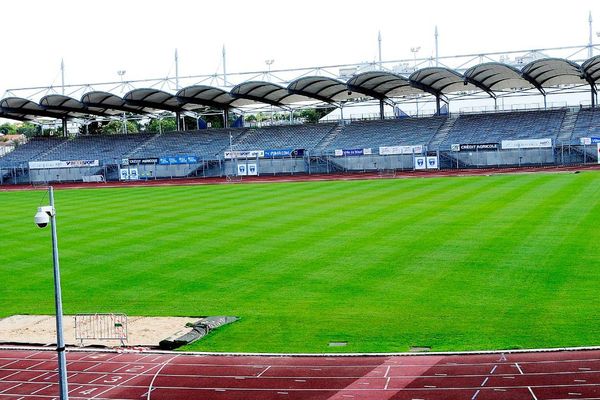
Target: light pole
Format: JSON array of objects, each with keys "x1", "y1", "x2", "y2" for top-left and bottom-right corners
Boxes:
[
  {"x1": 117, "y1": 71, "x2": 128, "y2": 134},
  {"x1": 410, "y1": 47, "x2": 421, "y2": 116},
  {"x1": 34, "y1": 186, "x2": 69, "y2": 400},
  {"x1": 265, "y1": 59, "x2": 275, "y2": 124}
]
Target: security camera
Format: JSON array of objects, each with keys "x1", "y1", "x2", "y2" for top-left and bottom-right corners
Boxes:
[{"x1": 34, "y1": 206, "x2": 55, "y2": 228}]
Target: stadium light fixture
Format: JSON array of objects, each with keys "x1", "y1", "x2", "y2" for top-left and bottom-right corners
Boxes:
[{"x1": 34, "y1": 186, "x2": 69, "y2": 400}]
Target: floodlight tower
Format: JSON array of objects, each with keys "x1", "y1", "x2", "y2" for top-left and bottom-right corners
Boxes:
[
  {"x1": 34, "y1": 186, "x2": 69, "y2": 400},
  {"x1": 411, "y1": 47, "x2": 421, "y2": 116}
]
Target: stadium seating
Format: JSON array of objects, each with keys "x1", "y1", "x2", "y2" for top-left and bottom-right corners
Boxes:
[
  {"x1": 0, "y1": 137, "x2": 68, "y2": 167},
  {"x1": 2, "y1": 108, "x2": 598, "y2": 170},
  {"x1": 571, "y1": 108, "x2": 600, "y2": 142},
  {"x1": 128, "y1": 129, "x2": 247, "y2": 159},
  {"x1": 437, "y1": 110, "x2": 566, "y2": 150},
  {"x1": 323, "y1": 117, "x2": 445, "y2": 151},
  {"x1": 233, "y1": 124, "x2": 336, "y2": 151}
]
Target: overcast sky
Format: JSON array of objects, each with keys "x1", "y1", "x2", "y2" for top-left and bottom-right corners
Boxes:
[{"x1": 1, "y1": 0, "x2": 599, "y2": 98}]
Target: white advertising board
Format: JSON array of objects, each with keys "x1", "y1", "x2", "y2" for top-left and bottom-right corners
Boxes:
[{"x1": 501, "y1": 138, "x2": 552, "y2": 149}]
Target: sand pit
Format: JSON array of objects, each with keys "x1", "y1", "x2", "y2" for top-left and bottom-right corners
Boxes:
[{"x1": 0, "y1": 315, "x2": 199, "y2": 348}]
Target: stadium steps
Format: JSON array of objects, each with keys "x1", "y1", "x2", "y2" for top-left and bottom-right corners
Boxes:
[
  {"x1": 313, "y1": 123, "x2": 344, "y2": 153},
  {"x1": 125, "y1": 133, "x2": 162, "y2": 159},
  {"x1": 427, "y1": 116, "x2": 456, "y2": 150},
  {"x1": 555, "y1": 108, "x2": 579, "y2": 144},
  {"x1": 35, "y1": 137, "x2": 73, "y2": 161},
  {"x1": 232, "y1": 129, "x2": 253, "y2": 147}
]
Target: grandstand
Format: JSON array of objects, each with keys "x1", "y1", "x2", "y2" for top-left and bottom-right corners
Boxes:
[
  {"x1": 1, "y1": 106, "x2": 600, "y2": 184},
  {"x1": 1, "y1": 49, "x2": 599, "y2": 183}
]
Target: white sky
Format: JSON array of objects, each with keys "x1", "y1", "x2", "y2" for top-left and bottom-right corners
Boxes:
[{"x1": 1, "y1": 0, "x2": 599, "y2": 97}]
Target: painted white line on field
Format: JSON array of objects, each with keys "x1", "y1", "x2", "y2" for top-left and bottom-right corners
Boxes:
[
  {"x1": 515, "y1": 363, "x2": 524, "y2": 375},
  {"x1": 480, "y1": 377, "x2": 489, "y2": 387},
  {"x1": 471, "y1": 389, "x2": 480, "y2": 400},
  {"x1": 257, "y1": 365, "x2": 271, "y2": 378},
  {"x1": 528, "y1": 386, "x2": 538, "y2": 400},
  {"x1": 489, "y1": 365, "x2": 497, "y2": 374}
]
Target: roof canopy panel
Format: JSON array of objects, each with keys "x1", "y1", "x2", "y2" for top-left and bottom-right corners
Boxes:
[
  {"x1": 123, "y1": 88, "x2": 187, "y2": 112},
  {"x1": 288, "y1": 76, "x2": 356, "y2": 103},
  {"x1": 81, "y1": 91, "x2": 151, "y2": 115},
  {"x1": 409, "y1": 68, "x2": 479, "y2": 95},
  {"x1": 463, "y1": 63, "x2": 534, "y2": 92},
  {"x1": 0, "y1": 97, "x2": 65, "y2": 119},
  {"x1": 582, "y1": 55, "x2": 600, "y2": 84},
  {"x1": 347, "y1": 71, "x2": 425, "y2": 99},
  {"x1": 230, "y1": 81, "x2": 313, "y2": 107},
  {"x1": 176, "y1": 85, "x2": 253, "y2": 109},
  {"x1": 40, "y1": 94, "x2": 107, "y2": 117},
  {"x1": 522, "y1": 58, "x2": 584, "y2": 87}
]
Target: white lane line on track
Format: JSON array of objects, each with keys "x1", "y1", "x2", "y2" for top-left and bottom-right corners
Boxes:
[
  {"x1": 0, "y1": 383, "x2": 23, "y2": 394},
  {"x1": 471, "y1": 389, "x2": 480, "y2": 400},
  {"x1": 527, "y1": 386, "x2": 538, "y2": 400},
  {"x1": 146, "y1": 354, "x2": 179, "y2": 400},
  {"x1": 384, "y1": 376, "x2": 390, "y2": 390},
  {"x1": 257, "y1": 365, "x2": 271, "y2": 378},
  {"x1": 489, "y1": 365, "x2": 497, "y2": 374},
  {"x1": 384, "y1": 365, "x2": 391, "y2": 377},
  {"x1": 30, "y1": 384, "x2": 52, "y2": 395},
  {"x1": 480, "y1": 377, "x2": 489, "y2": 387},
  {"x1": 515, "y1": 363, "x2": 524, "y2": 375}
]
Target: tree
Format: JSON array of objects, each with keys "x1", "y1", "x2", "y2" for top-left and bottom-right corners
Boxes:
[
  {"x1": 100, "y1": 120, "x2": 139, "y2": 135},
  {"x1": 146, "y1": 118, "x2": 177, "y2": 133},
  {"x1": 0, "y1": 123, "x2": 17, "y2": 135},
  {"x1": 16, "y1": 122, "x2": 40, "y2": 137},
  {"x1": 297, "y1": 107, "x2": 335, "y2": 123}
]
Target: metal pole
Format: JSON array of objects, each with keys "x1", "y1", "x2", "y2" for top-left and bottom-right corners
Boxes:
[
  {"x1": 61, "y1": 59, "x2": 65, "y2": 95},
  {"x1": 378, "y1": 31, "x2": 382, "y2": 70},
  {"x1": 589, "y1": 11, "x2": 593, "y2": 59},
  {"x1": 435, "y1": 26, "x2": 439, "y2": 67},
  {"x1": 49, "y1": 186, "x2": 69, "y2": 400},
  {"x1": 222, "y1": 45, "x2": 227, "y2": 86},
  {"x1": 175, "y1": 49, "x2": 179, "y2": 90}
]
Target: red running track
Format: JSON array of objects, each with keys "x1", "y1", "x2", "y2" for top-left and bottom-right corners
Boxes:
[{"x1": 2, "y1": 349, "x2": 600, "y2": 400}]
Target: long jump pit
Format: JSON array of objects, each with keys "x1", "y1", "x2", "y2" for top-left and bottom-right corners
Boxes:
[{"x1": 0, "y1": 314, "x2": 238, "y2": 349}]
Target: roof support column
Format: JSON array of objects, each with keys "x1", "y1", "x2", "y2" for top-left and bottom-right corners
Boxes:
[
  {"x1": 223, "y1": 108, "x2": 230, "y2": 128},
  {"x1": 543, "y1": 94, "x2": 547, "y2": 110},
  {"x1": 591, "y1": 86, "x2": 597, "y2": 108},
  {"x1": 436, "y1": 95, "x2": 441, "y2": 116},
  {"x1": 379, "y1": 99, "x2": 384, "y2": 120},
  {"x1": 62, "y1": 118, "x2": 67, "y2": 137},
  {"x1": 176, "y1": 111, "x2": 182, "y2": 131}
]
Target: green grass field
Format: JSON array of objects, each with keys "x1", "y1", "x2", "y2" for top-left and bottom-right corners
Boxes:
[{"x1": 1, "y1": 171, "x2": 599, "y2": 353}]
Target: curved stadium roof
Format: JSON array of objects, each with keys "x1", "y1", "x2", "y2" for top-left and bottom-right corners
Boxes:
[
  {"x1": 230, "y1": 81, "x2": 313, "y2": 107},
  {"x1": 1, "y1": 56, "x2": 599, "y2": 123}
]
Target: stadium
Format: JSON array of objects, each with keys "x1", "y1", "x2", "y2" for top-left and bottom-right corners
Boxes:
[{"x1": 1, "y1": 3, "x2": 600, "y2": 399}]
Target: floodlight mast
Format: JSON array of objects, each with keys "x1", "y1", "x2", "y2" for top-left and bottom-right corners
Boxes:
[{"x1": 35, "y1": 186, "x2": 69, "y2": 400}]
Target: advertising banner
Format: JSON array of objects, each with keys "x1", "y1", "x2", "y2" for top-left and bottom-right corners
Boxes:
[
  {"x1": 237, "y1": 164, "x2": 247, "y2": 176},
  {"x1": 580, "y1": 137, "x2": 592, "y2": 145},
  {"x1": 158, "y1": 156, "x2": 198, "y2": 165},
  {"x1": 598, "y1": 143, "x2": 600, "y2": 164},
  {"x1": 125, "y1": 158, "x2": 159, "y2": 165},
  {"x1": 334, "y1": 149, "x2": 343, "y2": 156},
  {"x1": 414, "y1": 156, "x2": 426, "y2": 170},
  {"x1": 379, "y1": 145, "x2": 423, "y2": 155},
  {"x1": 363, "y1": 148, "x2": 372, "y2": 155},
  {"x1": 29, "y1": 160, "x2": 99, "y2": 169},
  {"x1": 501, "y1": 138, "x2": 552, "y2": 149},
  {"x1": 247, "y1": 163, "x2": 258, "y2": 176},
  {"x1": 426, "y1": 156, "x2": 439, "y2": 169},
  {"x1": 264, "y1": 149, "x2": 305, "y2": 158},
  {"x1": 224, "y1": 150, "x2": 264, "y2": 159},
  {"x1": 591, "y1": 137, "x2": 600, "y2": 144},
  {"x1": 453, "y1": 143, "x2": 499, "y2": 152},
  {"x1": 342, "y1": 149, "x2": 364, "y2": 157},
  {"x1": 119, "y1": 168, "x2": 139, "y2": 181}
]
